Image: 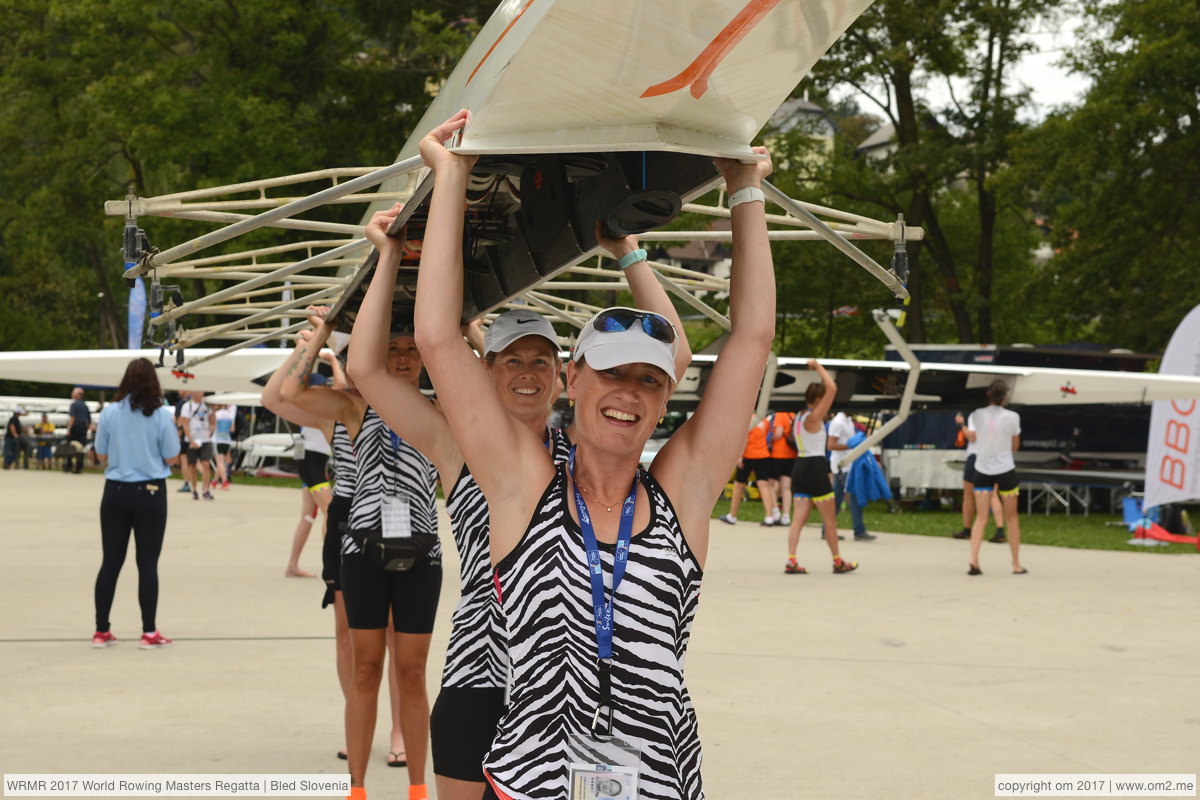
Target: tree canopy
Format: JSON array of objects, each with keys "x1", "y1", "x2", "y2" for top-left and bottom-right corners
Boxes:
[
  {"x1": 1005, "y1": 0, "x2": 1200, "y2": 352},
  {"x1": 0, "y1": 0, "x2": 1194, "y2": 377},
  {"x1": 0, "y1": 0, "x2": 479, "y2": 354}
]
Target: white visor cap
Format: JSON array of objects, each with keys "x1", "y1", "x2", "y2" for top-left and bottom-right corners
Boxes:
[
  {"x1": 572, "y1": 311, "x2": 678, "y2": 384},
  {"x1": 484, "y1": 309, "x2": 559, "y2": 356}
]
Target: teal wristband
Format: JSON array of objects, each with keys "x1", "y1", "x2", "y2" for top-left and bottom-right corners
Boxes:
[{"x1": 617, "y1": 248, "x2": 648, "y2": 270}]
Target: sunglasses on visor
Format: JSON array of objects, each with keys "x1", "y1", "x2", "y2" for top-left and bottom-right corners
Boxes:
[{"x1": 592, "y1": 308, "x2": 677, "y2": 345}]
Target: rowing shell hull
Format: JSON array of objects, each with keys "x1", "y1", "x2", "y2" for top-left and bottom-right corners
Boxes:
[{"x1": 0, "y1": 349, "x2": 289, "y2": 394}]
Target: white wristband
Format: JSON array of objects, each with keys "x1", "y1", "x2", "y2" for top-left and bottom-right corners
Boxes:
[{"x1": 727, "y1": 187, "x2": 765, "y2": 209}]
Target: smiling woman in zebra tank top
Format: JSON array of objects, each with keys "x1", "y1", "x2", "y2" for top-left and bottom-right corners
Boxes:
[
  {"x1": 412, "y1": 111, "x2": 777, "y2": 800},
  {"x1": 350, "y1": 188, "x2": 692, "y2": 800}
]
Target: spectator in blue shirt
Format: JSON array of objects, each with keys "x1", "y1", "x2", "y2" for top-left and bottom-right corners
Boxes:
[
  {"x1": 65, "y1": 387, "x2": 92, "y2": 473},
  {"x1": 91, "y1": 358, "x2": 181, "y2": 650}
]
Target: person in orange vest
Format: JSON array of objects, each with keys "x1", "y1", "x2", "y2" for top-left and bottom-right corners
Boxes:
[
  {"x1": 718, "y1": 414, "x2": 779, "y2": 525},
  {"x1": 768, "y1": 410, "x2": 798, "y2": 526}
]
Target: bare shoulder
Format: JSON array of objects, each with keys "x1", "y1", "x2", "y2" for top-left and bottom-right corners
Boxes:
[
  {"x1": 483, "y1": 440, "x2": 559, "y2": 565},
  {"x1": 648, "y1": 448, "x2": 713, "y2": 568}
]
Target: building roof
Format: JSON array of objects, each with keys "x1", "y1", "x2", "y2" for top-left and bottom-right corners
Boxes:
[
  {"x1": 768, "y1": 96, "x2": 833, "y2": 135},
  {"x1": 662, "y1": 239, "x2": 729, "y2": 263},
  {"x1": 663, "y1": 218, "x2": 730, "y2": 263},
  {"x1": 857, "y1": 122, "x2": 895, "y2": 153}
]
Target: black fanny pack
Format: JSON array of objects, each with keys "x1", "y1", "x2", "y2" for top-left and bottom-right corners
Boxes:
[{"x1": 342, "y1": 523, "x2": 438, "y2": 572}]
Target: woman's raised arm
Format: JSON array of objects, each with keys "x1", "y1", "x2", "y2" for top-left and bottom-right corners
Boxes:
[
  {"x1": 262, "y1": 326, "x2": 344, "y2": 429},
  {"x1": 594, "y1": 223, "x2": 693, "y2": 380},
  {"x1": 652, "y1": 148, "x2": 777, "y2": 554},
  {"x1": 347, "y1": 204, "x2": 459, "y2": 477},
  {"x1": 803, "y1": 360, "x2": 837, "y2": 433},
  {"x1": 411, "y1": 112, "x2": 556, "y2": 555},
  {"x1": 275, "y1": 309, "x2": 363, "y2": 429}
]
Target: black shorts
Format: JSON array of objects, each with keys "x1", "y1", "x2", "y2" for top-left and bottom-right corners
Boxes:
[
  {"x1": 773, "y1": 457, "x2": 796, "y2": 479},
  {"x1": 791, "y1": 456, "x2": 834, "y2": 501},
  {"x1": 431, "y1": 686, "x2": 507, "y2": 781},
  {"x1": 299, "y1": 451, "x2": 330, "y2": 488},
  {"x1": 962, "y1": 454, "x2": 977, "y2": 484},
  {"x1": 734, "y1": 457, "x2": 775, "y2": 483},
  {"x1": 322, "y1": 495, "x2": 351, "y2": 605},
  {"x1": 972, "y1": 469, "x2": 1019, "y2": 495},
  {"x1": 186, "y1": 442, "x2": 214, "y2": 464},
  {"x1": 216, "y1": 442, "x2": 231, "y2": 456},
  {"x1": 340, "y1": 552, "x2": 442, "y2": 632}
]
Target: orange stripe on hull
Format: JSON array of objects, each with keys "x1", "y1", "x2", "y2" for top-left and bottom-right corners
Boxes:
[
  {"x1": 641, "y1": 0, "x2": 782, "y2": 99},
  {"x1": 468, "y1": 0, "x2": 538, "y2": 85}
]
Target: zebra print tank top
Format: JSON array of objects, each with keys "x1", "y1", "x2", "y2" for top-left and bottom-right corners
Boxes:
[
  {"x1": 343, "y1": 406, "x2": 440, "y2": 559},
  {"x1": 485, "y1": 461, "x2": 704, "y2": 800},
  {"x1": 441, "y1": 427, "x2": 573, "y2": 688},
  {"x1": 331, "y1": 421, "x2": 356, "y2": 500}
]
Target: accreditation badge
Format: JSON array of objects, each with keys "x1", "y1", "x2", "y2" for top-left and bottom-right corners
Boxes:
[
  {"x1": 566, "y1": 732, "x2": 640, "y2": 800},
  {"x1": 380, "y1": 493, "x2": 412, "y2": 538}
]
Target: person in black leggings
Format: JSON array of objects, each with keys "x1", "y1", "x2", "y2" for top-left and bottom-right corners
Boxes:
[{"x1": 92, "y1": 358, "x2": 181, "y2": 650}]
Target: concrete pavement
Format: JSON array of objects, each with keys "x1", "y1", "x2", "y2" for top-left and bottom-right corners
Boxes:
[{"x1": 1, "y1": 469, "x2": 1197, "y2": 799}]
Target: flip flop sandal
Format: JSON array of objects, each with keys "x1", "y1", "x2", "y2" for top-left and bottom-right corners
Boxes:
[
  {"x1": 968, "y1": 565, "x2": 982, "y2": 576},
  {"x1": 337, "y1": 750, "x2": 347, "y2": 760},
  {"x1": 387, "y1": 751, "x2": 407, "y2": 768}
]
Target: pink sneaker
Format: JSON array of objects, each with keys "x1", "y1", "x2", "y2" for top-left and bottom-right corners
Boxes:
[
  {"x1": 139, "y1": 631, "x2": 173, "y2": 650},
  {"x1": 92, "y1": 631, "x2": 118, "y2": 648},
  {"x1": 220, "y1": 480, "x2": 231, "y2": 490}
]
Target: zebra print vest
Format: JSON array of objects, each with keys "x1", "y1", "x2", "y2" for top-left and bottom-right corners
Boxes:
[
  {"x1": 343, "y1": 406, "x2": 440, "y2": 559},
  {"x1": 441, "y1": 427, "x2": 572, "y2": 688},
  {"x1": 484, "y1": 461, "x2": 704, "y2": 800},
  {"x1": 331, "y1": 420, "x2": 356, "y2": 500}
]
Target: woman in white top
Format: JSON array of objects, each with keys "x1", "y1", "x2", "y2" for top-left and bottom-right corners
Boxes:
[
  {"x1": 784, "y1": 360, "x2": 858, "y2": 574},
  {"x1": 952, "y1": 411, "x2": 1005, "y2": 542},
  {"x1": 963, "y1": 380, "x2": 1025, "y2": 575}
]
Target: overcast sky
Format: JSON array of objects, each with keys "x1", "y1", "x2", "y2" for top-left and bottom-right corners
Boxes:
[
  {"x1": 1010, "y1": 20, "x2": 1092, "y2": 117},
  {"x1": 831, "y1": 15, "x2": 1094, "y2": 124}
]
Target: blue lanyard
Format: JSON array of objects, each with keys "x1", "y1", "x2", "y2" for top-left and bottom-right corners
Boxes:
[
  {"x1": 568, "y1": 447, "x2": 637, "y2": 661},
  {"x1": 568, "y1": 446, "x2": 637, "y2": 733},
  {"x1": 388, "y1": 429, "x2": 406, "y2": 496}
]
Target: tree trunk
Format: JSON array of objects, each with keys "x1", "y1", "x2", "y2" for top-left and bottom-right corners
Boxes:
[
  {"x1": 976, "y1": 184, "x2": 996, "y2": 343},
  {"x1": 905, "y1": 243, "x2": 926, "y2": 343},
  {"x1": 891, "y1": 65, "x2": 928, "y2": 341},
  {"x1": 86, "y1": 242, "x2": 124, "y2": 348},
  {"x1": 920, "y1": 201, "x2": 975, "y2": 342},
  {"x1": 890, "y1": 58, "x2": 973, "y2": 343}
]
